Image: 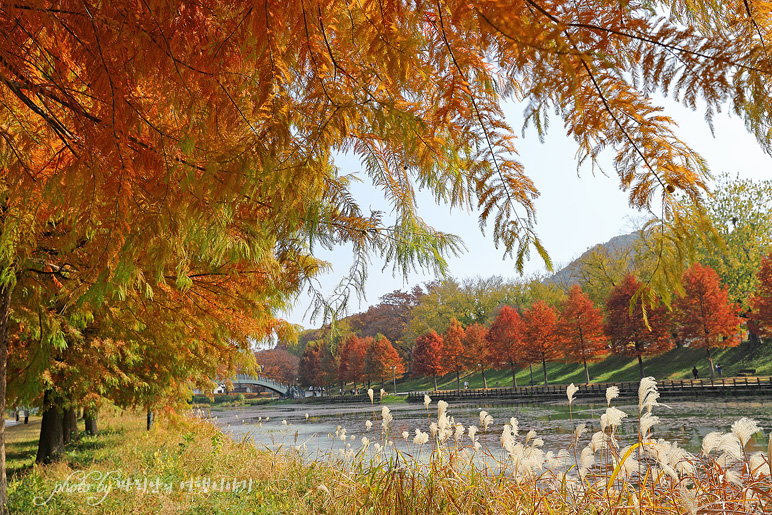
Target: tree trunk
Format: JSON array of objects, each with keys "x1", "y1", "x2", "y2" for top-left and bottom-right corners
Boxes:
[
  {"x1": 706, "y1": 347, "x2": 715, "y2": 379},
  {"x1": 0, "y1": 283, "x2": 11, "y2": 514},
  {"x1": 84, "y1": 409, "x2": 98, "y2": 436},
  {"x1": 63, "y1": 407, "x2": 78, "y2": 444},
  {"x1": 638, "y1": 355, "x2": 645, "y2": 379},
  {"x1": 36, "y1": 390, "x2": 65, "y2": 464},
  {"x1": 481, "y1": 367, "x2": 487, "y2": 389},
  {"x1": 456, "y1": 369, "x2": 460, "y2": 392},
  {"x1": 511, "y1": 364, "x2": 518, "y2": 388},
  {"x1": 583, "y1": 360, "x2": 591, "y2": 384},
  {"x1": 542, "y1": 357, "x2": 549, "y2": 385},
  {"x1": 529, "y1": 364, "x2": 534, "y2": 386},
  {"x1": 146, "y1": 408, "x2": 154, "y2": 431},
  {"x1": 433, "y1": 373, "x2": 438, "y2": 391}
]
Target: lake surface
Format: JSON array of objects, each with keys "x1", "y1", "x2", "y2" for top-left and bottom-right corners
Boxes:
[{"x1": 205, "y1": 396, "x2": 772, "y2": 459}]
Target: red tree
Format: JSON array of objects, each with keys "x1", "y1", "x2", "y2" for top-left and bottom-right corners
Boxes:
[
  {"x1": 254, "y1": 348, "x2": 299, "y2": 385},
  {"x1": 298, "y1": 345, "x2": 322, "y2": 387},
  {"x1": 605, "y1": 275, "x2": 673, "y2": 378},
  {"x1": 442, "y1": 318, "x2": 468, "y2": 391},
  {"x1": 364, "y1": 335, "x2": 405, "y2": 389},
  {"x1": 318, "y1": 343, "x2": 340, "y2": 394},
  {"x1": 338, "y1": 335, "x2": 371, "y2": 393},
  {"x1": 412, "y1": 331, "x2": 446, "y2": 391},
  {"x1": 752, "y1": 253, "x2": 772, "y2": 339},
  {"x1": 675, "y1": 264, "x2": 742, "y2": 378},
  {"x1": 486, "y1": 306, "x2": 523, "y2": 387},
  {"x1": 556, "y1": 285, "x2": 608, "y2": 384},
  {"x1": 521, "y1": 301, "x2": 560, "y2": 385},
  {"x1": 463, "y1": 323, "x2": 493, "y2": 389}
]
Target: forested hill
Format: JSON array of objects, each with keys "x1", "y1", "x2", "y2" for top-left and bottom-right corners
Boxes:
[{"x1": 548, "y1": 231, "x2": 640, "y2": 286}]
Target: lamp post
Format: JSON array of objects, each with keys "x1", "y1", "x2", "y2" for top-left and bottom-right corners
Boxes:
[{"x1": 391, "y1": 365, "x2": 397, "y2": 395}]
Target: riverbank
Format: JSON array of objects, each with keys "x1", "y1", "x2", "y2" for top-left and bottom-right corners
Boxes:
[{"x1": 8, "y1": 393, "x2": 772, "y2": 514}]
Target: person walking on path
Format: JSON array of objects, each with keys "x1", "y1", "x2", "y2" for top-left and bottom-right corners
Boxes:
[
  {"x1": 692, "y1": 366, "x2": 699, "y2": 379},
  {"x1": 716, "y1": 364, "x2": 722, "y2": 377}
]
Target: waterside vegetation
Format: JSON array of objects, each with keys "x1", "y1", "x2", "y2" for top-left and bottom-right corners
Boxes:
[{"x1": 8, "y1": 380, "x2": 772, "y2": 514}]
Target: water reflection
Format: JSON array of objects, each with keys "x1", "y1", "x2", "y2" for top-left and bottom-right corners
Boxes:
[{"x1": 207, "y1": 397, "x2": 772, "y2": 458}]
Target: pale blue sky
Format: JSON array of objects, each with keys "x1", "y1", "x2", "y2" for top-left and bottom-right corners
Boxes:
[{"x1": 284, "y1": 99, "x2": 771, "y2": 329}]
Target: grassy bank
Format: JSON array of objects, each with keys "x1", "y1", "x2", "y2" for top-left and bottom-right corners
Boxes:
[
  {"x1": 8, "y1": 410, "x2": 340, "y2": 514},
  {"x1": 394, "y1": 339, "x2": 772, "y2": 392}
]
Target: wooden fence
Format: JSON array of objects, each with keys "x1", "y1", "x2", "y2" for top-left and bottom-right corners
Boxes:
[{"x1": 405, "y1": 376, "x2": 772, "y2": 403}]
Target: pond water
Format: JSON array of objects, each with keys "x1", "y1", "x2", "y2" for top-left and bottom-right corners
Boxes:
[{"x1": 205, "y1": 396, "x2": 772, "y2": 460}]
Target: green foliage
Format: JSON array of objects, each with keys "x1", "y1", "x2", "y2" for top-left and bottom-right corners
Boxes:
[{"x1": 692, "y1": 174, "x2": 772, "y2": 308}]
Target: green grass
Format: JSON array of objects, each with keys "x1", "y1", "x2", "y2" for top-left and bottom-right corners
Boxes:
[{"x1": 393, "y1": 339, "x2": 772, "y2": 392}]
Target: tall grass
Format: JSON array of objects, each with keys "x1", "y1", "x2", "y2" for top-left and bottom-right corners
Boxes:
[{"x1": 10, "y1": 381, "x2": 772, "y2": 514}]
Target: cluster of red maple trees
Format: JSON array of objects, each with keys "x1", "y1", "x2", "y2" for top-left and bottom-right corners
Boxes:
[
  {"x1": 297, "y1": 334, "x2": 405, "y2": 392},
  {"x1": 292, "y1": 258, "x2": 772, "y2": 392}
]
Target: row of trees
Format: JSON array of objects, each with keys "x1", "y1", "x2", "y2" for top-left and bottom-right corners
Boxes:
[
  {"x1": 398, "y1": 261, "x2": 754, "y2": 388},
  {"x1": 273, "y1": 258, "x2": 764, "y2": 394}
]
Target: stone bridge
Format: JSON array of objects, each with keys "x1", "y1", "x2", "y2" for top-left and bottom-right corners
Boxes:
[{"x1": 222, "y1": 374, "x2": 305, "y2": 399}]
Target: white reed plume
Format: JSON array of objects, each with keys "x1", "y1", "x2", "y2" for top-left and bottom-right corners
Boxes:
[
  {"x1": 638, "y1": 377, "x2": 660, "y2": 414},
  {"x1": 365, "y1": 420, "x2": 373, "y2": 431},
  {"x1": 381, "y1": 406, "x2": 392, "y2": 432},
  {"x1": 731, "y1": 417, "x2": 761, "y2": 447},
  {"x1": 480, "y1": 411, "x2": 493, "y2": 432},
  {"x1": 525, "y1": 429, "x2": 537, "y2": 445},
  {"x1": 749, "y1": 452, "x2": 771, "y2": 477},
  {"x1": 413, "y1": 428, "x2": 429, "y2": 446},
  {"x1": 605, "y1": 385, "x2": 619, "y2": 406},
  {"x1": 305, "y1": 413, "x2": 309, "y2": 421},
  {"x1": 545, "y1": 449, "x2": 570, "y2": 470},
  {"x1": 501, "y1": 424, "x2": 516, "y2": 453},
  {"x1": 566, "y1": 383, "x2": 579, "y2": 405},
  {"x1": 574, "y1": 423, "x2": 587, "y2": 442},
  {"x1": 402, "y1": 431, "x2": 409, "y2": 441},
  {"x1": 282, "y1": 419, "x2": 287, "y2": 425},
  {"x1": 468, "y1": 425, "x2": 478, "y2": 444},
  {"x1": 350, "y1": 434, "x2": 356, "y2": 441},
  {"x1": 725, "y1": 470, "x2": 743, "y2": 488},
  {"x1": 373, "y1": 443, "x2": 382, "y2": 453},
  {"x1": 679, "y1": 485, "x2": 698, "y2": 515},
  {"x1": 339, "y1": 428, "x2": 347, "y2": 441},
  {"x1": 423, "y1": 394, "x2": 431, "y2": 409},
  {"x1": 454, "y1": 424, "x2": 465, "y2": 444},
  {"x1": 509, "y1": 417, "x2": 519, "y2": 439},
  {"x1": 590, "y1": 431, "x2": 606, "y2": 452},
  {"x1": 702, "y1": 431, "x2": 722, "y2": 456},
  {"x1": 380, "y1": 388, "x2": 387, "y2": 398},
  {"x1": 639, "y1": 412, "x2": 660, "y2": 439},
  {"x1": 718, "y1": 434, "x2": 744, "y2": 465},
  {"x1": 580, "y1": 446, "x2": 595, "y2": 469},
  {"x1": 600, "y1": 406, "x2": 628, "y2": 431},
  {"x1": 361, "y1": 436, "x2": 370, "y2": 448},
  {"x1": 437, "y1": 400, "x2": 448, "y2": 420},
  {"x1": 430, "y1": 422, "x2": 438, "y2": 439},
  {"x1": 368, "y1": 388, "x2": 374, "y2": 403}
]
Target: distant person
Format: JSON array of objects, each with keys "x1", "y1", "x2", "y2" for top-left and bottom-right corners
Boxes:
[
  {"x1": 464, "y1": 381, "x2": 469, "y2": 390},
  {"x1": 716, "y1": 364, "x2": 723, "y2": 377},
  {"x1": 692, "y1": 366, "x2": 699, "y2": 379}
]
